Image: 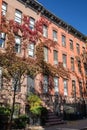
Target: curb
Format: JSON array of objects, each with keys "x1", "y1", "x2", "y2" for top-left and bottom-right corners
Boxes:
[{"x1": 27, "y1": 126, "x2": 44, "y2": 130}]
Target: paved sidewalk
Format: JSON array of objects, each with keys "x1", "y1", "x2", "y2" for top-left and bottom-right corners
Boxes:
[{"x1": 44, "y1": 118, "x2": 87, "y2": 130}]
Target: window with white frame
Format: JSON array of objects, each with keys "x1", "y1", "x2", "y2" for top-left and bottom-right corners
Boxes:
[
  {"x1": 43, "y1": 75, "x2": 48, "y2": 93},
  {"x1": 28, "y1": 43, "x2": 35, "y2": 57},
  {"x1": 15, "y1": 9, "x2": 22, "y2": 24},
  {"x1": 2, "y1": 2, "x2": 7, "y2": 15},
  {"x1": 15, "y1": 36, "x2": 21, "y2": 53},
  {"x1": 63, "y1": 79, "x2": 68, "y2": 96},
  {"x1": 29, "y1": 17, "x2": 35, "y2": 30},
  {"x1": 54, "y1": 77, "x2": 59, "y2": 95},
  {"x1": 0, "y1": 67, "x2": 3, "y2": 89},
  {"x1": 62, "y1": 54, "x2": 67, "y2": 68},
  {"x1": 53, "y1": 50, "x2": 58, "y2": 65},
  {"x1": 53, "y1": 30, "x2": 57, "y2": 42},
  {"x1": 0, "y1": 33, "x2": 5, "y2": 48},
  {"x1": 44, "y1": 46, "x2": 48, "y2": 62},
  {"x1": 43, "y1": 25, "x2": 48, "y2": 38},
  {"x1": 62, "y1": 35, "x2": 66, "y2": 47}
]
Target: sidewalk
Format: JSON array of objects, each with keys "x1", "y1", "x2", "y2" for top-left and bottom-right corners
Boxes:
[
  {"x1": 44, "y1": 118, "x2": 87, "y2": 130},
  {"x1": 24, "y1": 118, "x2": 87, "y2": 130}
]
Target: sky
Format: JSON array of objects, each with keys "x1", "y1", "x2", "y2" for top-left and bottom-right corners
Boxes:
[{"x1": 38, "y1": 0, "x2": 87, "y2": 36}]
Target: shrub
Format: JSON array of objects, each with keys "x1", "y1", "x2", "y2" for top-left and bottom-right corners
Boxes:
[
  {"x1": 0, "y1": 106, "x2": 11, "y2": 129},
  {"x1": 0, "y1": 106, "x2": 11, "y2": 116},
  {"x1": 13, "y1": 114, "x2": 28, "y2": 129},
  {"x1": 27, "y1": 93, "x2": 42, "y2": 116}
]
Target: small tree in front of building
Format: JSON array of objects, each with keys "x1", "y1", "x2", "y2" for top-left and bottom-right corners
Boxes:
[{"x1": 0, "y1": 15, "x2": 44, "y2": 130}]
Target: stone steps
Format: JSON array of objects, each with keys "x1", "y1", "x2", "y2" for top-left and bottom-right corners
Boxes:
[{"x1": 45, "y1": 111, "x2": 65, "y2": 126}]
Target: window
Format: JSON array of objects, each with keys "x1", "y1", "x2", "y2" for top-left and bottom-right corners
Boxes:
[
  {"x1": 13, "y1": 103, "x2": 20, "y2": 118},
  {"x1": 53, "y1": 50, "x2": 58, "y2": 65},
  {"x1": 78, "y1": 60, "x2": 81, "y2": 73},
  {"x1": 84, "y1": 63, "x2": 87, "y2": 75},
  {"x1": 72, "y1": 80, "x2": 76, "y2": 97},
  {"x1": 82, "y1": 46, "x2": 85, "y2": 53},
  {"x1": 62, "y1": 54, "x2": 67, "y2": 68},
  {"x1": 70, "y1": 39, "x2": 73, "y2": 50},
  {"x1": 63, "y1": 79, "x2": 68, "y2": 96},
  {"x1": 76, "y1": 43, "x2": 80, "y2": 54},
  {"x1": 0, "y1": 33, "x2": 5, "y2": 48},
  {"x1": 71, "y1": 57, "x2": 74, "y2": 71},
  {"x1": 27, "y1": 76, "x2": 34, "y2": 93},
  {"x1": 44, "y1": 46, "x2": 48, "y2": 62},
  {"x1": 0, "y1": 67, "x2": 3, "y2": 90},
  {"x1": 43, "y1": 25, "x2": 48, "y2": 38},
  {"x1": 28, "y1": 43, "x2": 35, "y2": 57},
  {"x1": 12, "y1": 78, "x2": 20, "y2": 92},
  {"x1": 79, "y1": 81, "x2": 83, "y2": 97},
  {"x1": 86, "y1": 80, "x2": 87, "y2": 92},
  {"x1": 54, "y1": 77, "x2": 59, "y2": 95},
  {"x1": 15, "y1": 9, "x2": 22, "y2": 24},
  {"x1": 2, "y1": 2, "x2": 7, "y2": 15},
  {"x1": 62, "y1": 35, "x2": 66, "y2": 47},
  {"x1": 53, "y1": 30, "x2": 57, "y2": 42},
  {"x1": 29, "y1": 17, "x2": 35, "y2": 30},
  {"x1": 43, "y1": 75, "x2": 48, "y2": 93},
  {"x1": 15, "y1": 36, "x2": 21, "y2": 53}
]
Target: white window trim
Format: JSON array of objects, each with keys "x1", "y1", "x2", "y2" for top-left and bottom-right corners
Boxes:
[
  {"x1": 43, "y1": 75, "x2": 48, "y2": 93},
  {"x1": 54, "y1": 77, "x2": 59, "y2": 94},
  {"x1": 43, "y1": 25, "x2": 48, "y2": 38},
  {"x1": 15, "y1": 10, "x2": 22, "y2": 24},
  {"x1": 63, "y1": 54, "x2": 67, "y2": 68},
  {"x1": 2, "y1": 2, "x2": 7, "y2": 16},
  {"x1": 29, "y1": 17, "x2": 35, "y2": 30},
  {"x1": 15, "y1": 36, "x2": 21, "y2": 53},
  {"x1": 53, "y1": 30, "x2": 57, "y2": 42},
  {"x1": 54, "y1": 50, "x2": 58, "y2": 65},
  {"x1": 28, "y1": 43, "x2": 35, "y2": 57},
  {"x1": 64, "y1": 79, "x2": 68, "y2": 96},
  {"x1": 0, "y1": 33, "x2": 5, "y2": 48},
  {"x1": 44, "y1": 46, "x2": 48, "y2": 62}
]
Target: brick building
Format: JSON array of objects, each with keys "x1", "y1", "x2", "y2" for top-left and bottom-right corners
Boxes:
[
  {"x1": 0, "y1": 0, "x2": 87, "y2": 115},
  {"x1": 0, "y1": 0, "x2": 2, "y2": 23}
]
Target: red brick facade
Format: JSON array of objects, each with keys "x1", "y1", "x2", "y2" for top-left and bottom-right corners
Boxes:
[
  {"x1": 0, "y1": 0, "x2": 2, "y2": 23},
  {"x1": 0, "y1": 0, "x2": 87, "y2": 112}
]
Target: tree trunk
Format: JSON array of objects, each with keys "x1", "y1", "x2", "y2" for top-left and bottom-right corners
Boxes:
[{"x1": 7, "y1": 80, "x2": 18, "y2": 130}]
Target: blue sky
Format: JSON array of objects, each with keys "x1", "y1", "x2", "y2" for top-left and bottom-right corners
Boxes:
[{"x1": 38, "y1": 0, "x2": 87, "y2": 35}]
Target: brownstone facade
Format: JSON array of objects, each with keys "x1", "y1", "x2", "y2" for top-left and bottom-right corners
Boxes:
[{"x1": 0, "y1": 0, "x2": 87, "y2": 114}]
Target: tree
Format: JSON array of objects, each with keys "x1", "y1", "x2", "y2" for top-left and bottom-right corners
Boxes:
[{"x1": 0, "y1": 15, "x2": 43, "y2": 130}]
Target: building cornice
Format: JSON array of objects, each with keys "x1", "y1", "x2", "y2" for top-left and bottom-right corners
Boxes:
[{"x1": 17, "y1": 0, "x2": 86, "y2": 42}]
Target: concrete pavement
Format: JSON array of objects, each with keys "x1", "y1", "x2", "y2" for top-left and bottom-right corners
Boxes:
[{"x1": 44, "y1": 118, "x2": 87, "y2": 130}]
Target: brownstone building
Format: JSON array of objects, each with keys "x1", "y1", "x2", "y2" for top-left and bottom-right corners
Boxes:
[{"x1": 0, "y1": 0, "x2": 87, "y2": 116}]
